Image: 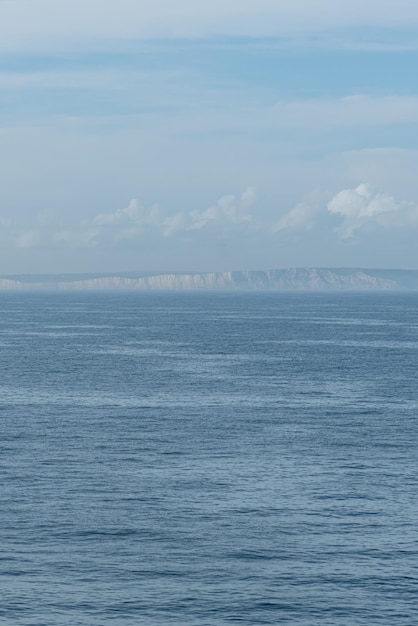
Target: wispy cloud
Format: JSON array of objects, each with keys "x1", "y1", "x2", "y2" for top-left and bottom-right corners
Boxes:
[
  {"x1": 274, "y1": 202, "x2": 316, "y2": 233},
  {"x1": 4, "y1": 66, "x2": 418, "y2": 141},
  {"x1": 2, "y1": 0, "x2": 418, "y2": 51}
]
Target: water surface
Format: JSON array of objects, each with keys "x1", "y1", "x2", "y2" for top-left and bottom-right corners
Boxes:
[{"x1": 1, "y1": 291, "x2": 417, "y2": 625}]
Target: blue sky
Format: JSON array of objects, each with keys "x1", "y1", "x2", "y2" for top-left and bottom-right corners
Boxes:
[{"x1": 1, "y1": 1, "x2": 418, "y2": 273}]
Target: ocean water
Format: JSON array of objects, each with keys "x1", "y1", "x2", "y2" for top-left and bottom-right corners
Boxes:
[{"x1": 1, "y1": 291, "x2": 418, "y2": 625}]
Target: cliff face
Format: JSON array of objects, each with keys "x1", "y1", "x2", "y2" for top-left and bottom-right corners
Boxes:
[
  {"x1": 1, "y1": 268, "x2": 417, "y2": 291},
  {"x1": 54, "y1": 268, "x2": 402, "y2": 290},
  {"x1": 0, "y1": 278, "x2": 26, "y2": 289}
]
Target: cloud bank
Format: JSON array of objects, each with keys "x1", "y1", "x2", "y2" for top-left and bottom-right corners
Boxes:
[
  {"x1": 9, "y1": 188, "x2": 257, "y2": 250},
  {"x1": 5, "y1": 183, "x2": 418, "y2": 255}
]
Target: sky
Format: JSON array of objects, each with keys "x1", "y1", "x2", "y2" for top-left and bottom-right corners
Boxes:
[{"x1": 1, "y1": 1, "x2": 418, "y2": 273}]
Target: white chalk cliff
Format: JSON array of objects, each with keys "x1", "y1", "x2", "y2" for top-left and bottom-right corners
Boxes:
[{"x1": 2, "y1": 268, "x2": 418, "y2": 290}]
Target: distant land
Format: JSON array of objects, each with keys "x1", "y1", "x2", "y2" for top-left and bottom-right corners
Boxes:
[{"x1": 2, "y1": 268, "x2": 418, "y2": 291}]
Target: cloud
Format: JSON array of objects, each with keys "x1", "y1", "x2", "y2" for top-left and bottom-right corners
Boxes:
[
  {"x1": 1, "y1": 187, "x2": 258, "y2": 250},
  {"x1": 274, "y1": 202, "x2": 316, "y2": 233},
  {"x1": 93, "y1": 199, "x2": 161, "y2": 227},
  {"x1": 187, "y1": 189, "x2": 254, "y2": 231},
  {"x1": 2, "y1": 1, "x2": 418, "y2": 52},
  {"x1": 339, "y1": 149, "x2": 418, "y2": 198},
  {"x1": 14, "y1": 226, "x2": 100, "y2": 250},
  {"x1": 275, "y1": 183, "x2": 418, "y2": 241},
  {"x1": 16, "y1": 230, "x2": 41, "y2": 249},
  {"x1": 271, "y1": 95, "x2": 418, "y2": 130},
  {"x1": 90, "y1": 188, "x2": 256, "y2": 239},
  {"x1": 4, "y1": 183, "x2": 418, "y2": 263},
  {"x1": 327, "y1": 184, "x2": 415, "y2": 237},
  {"x1": 328, "y1": 183, "x2": 396, "y2": 216},
  {"x1": 2, "y1": 56, "x2": 418, "y2": 138}
]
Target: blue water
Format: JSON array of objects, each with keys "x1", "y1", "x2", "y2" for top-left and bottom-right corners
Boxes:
[{"x1": 1, "y1": 291, "x2": 418, "y2": 625}]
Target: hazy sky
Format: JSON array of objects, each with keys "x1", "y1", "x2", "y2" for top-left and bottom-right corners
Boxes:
[{"x1": 1, "y1": 0, "x2": 418, "y2": 273}]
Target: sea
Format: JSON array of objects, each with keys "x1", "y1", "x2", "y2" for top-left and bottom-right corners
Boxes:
[{"x1": 1, "y1": 291, "x2": 418, "y2": 625}]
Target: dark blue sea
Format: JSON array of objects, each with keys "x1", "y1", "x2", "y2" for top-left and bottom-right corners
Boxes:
[{"x1": 1, "y1": 291, "x2": 418, "y2": 625}]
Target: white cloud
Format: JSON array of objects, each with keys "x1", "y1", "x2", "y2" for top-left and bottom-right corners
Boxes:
[
  {"x1": 274, "y1": 202, "x2": 315, "y2": 232},
  {"x1": 0, "y1": 188, "x2": 258, "y2": 251},
  {"x1": 188, "y1": 189, "x2": 254, "y2": 231},
  {"x1": 241, "y1": 186, "x2": 257, "y2": 208},
  {"x1": 328, "y1": 183, "x2": 397, "y2": 216},
  {"x1": 4, "y1": 183, "x2": 418, "y2": 264},
  {"x1": 95, "y1": 199, "x2": 165, "y2": 236},
  {"x1": 91, "y1": 188, "x2": 256, "y2": 240},
  {"x1": 161, "y1": 213, "x2": 187, "y2": 237},
  {"x1": 93, "y1": 199, "x2": 157, "y2": 226},
  {"x1": 273, "y1": 183, "x2": 418, "y2": 240},
  {"x1": 327, "y1": 183, "x2": 416, "y2": 237}
]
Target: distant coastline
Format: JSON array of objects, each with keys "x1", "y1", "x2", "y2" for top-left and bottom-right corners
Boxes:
[{"x1": 2, "y1": 268, "x2": 418, "y2": 291}]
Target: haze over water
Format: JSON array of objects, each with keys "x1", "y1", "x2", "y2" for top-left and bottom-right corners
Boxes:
[{"x1": 1, "y1": 291, "x2": 417, "y2": 625}]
